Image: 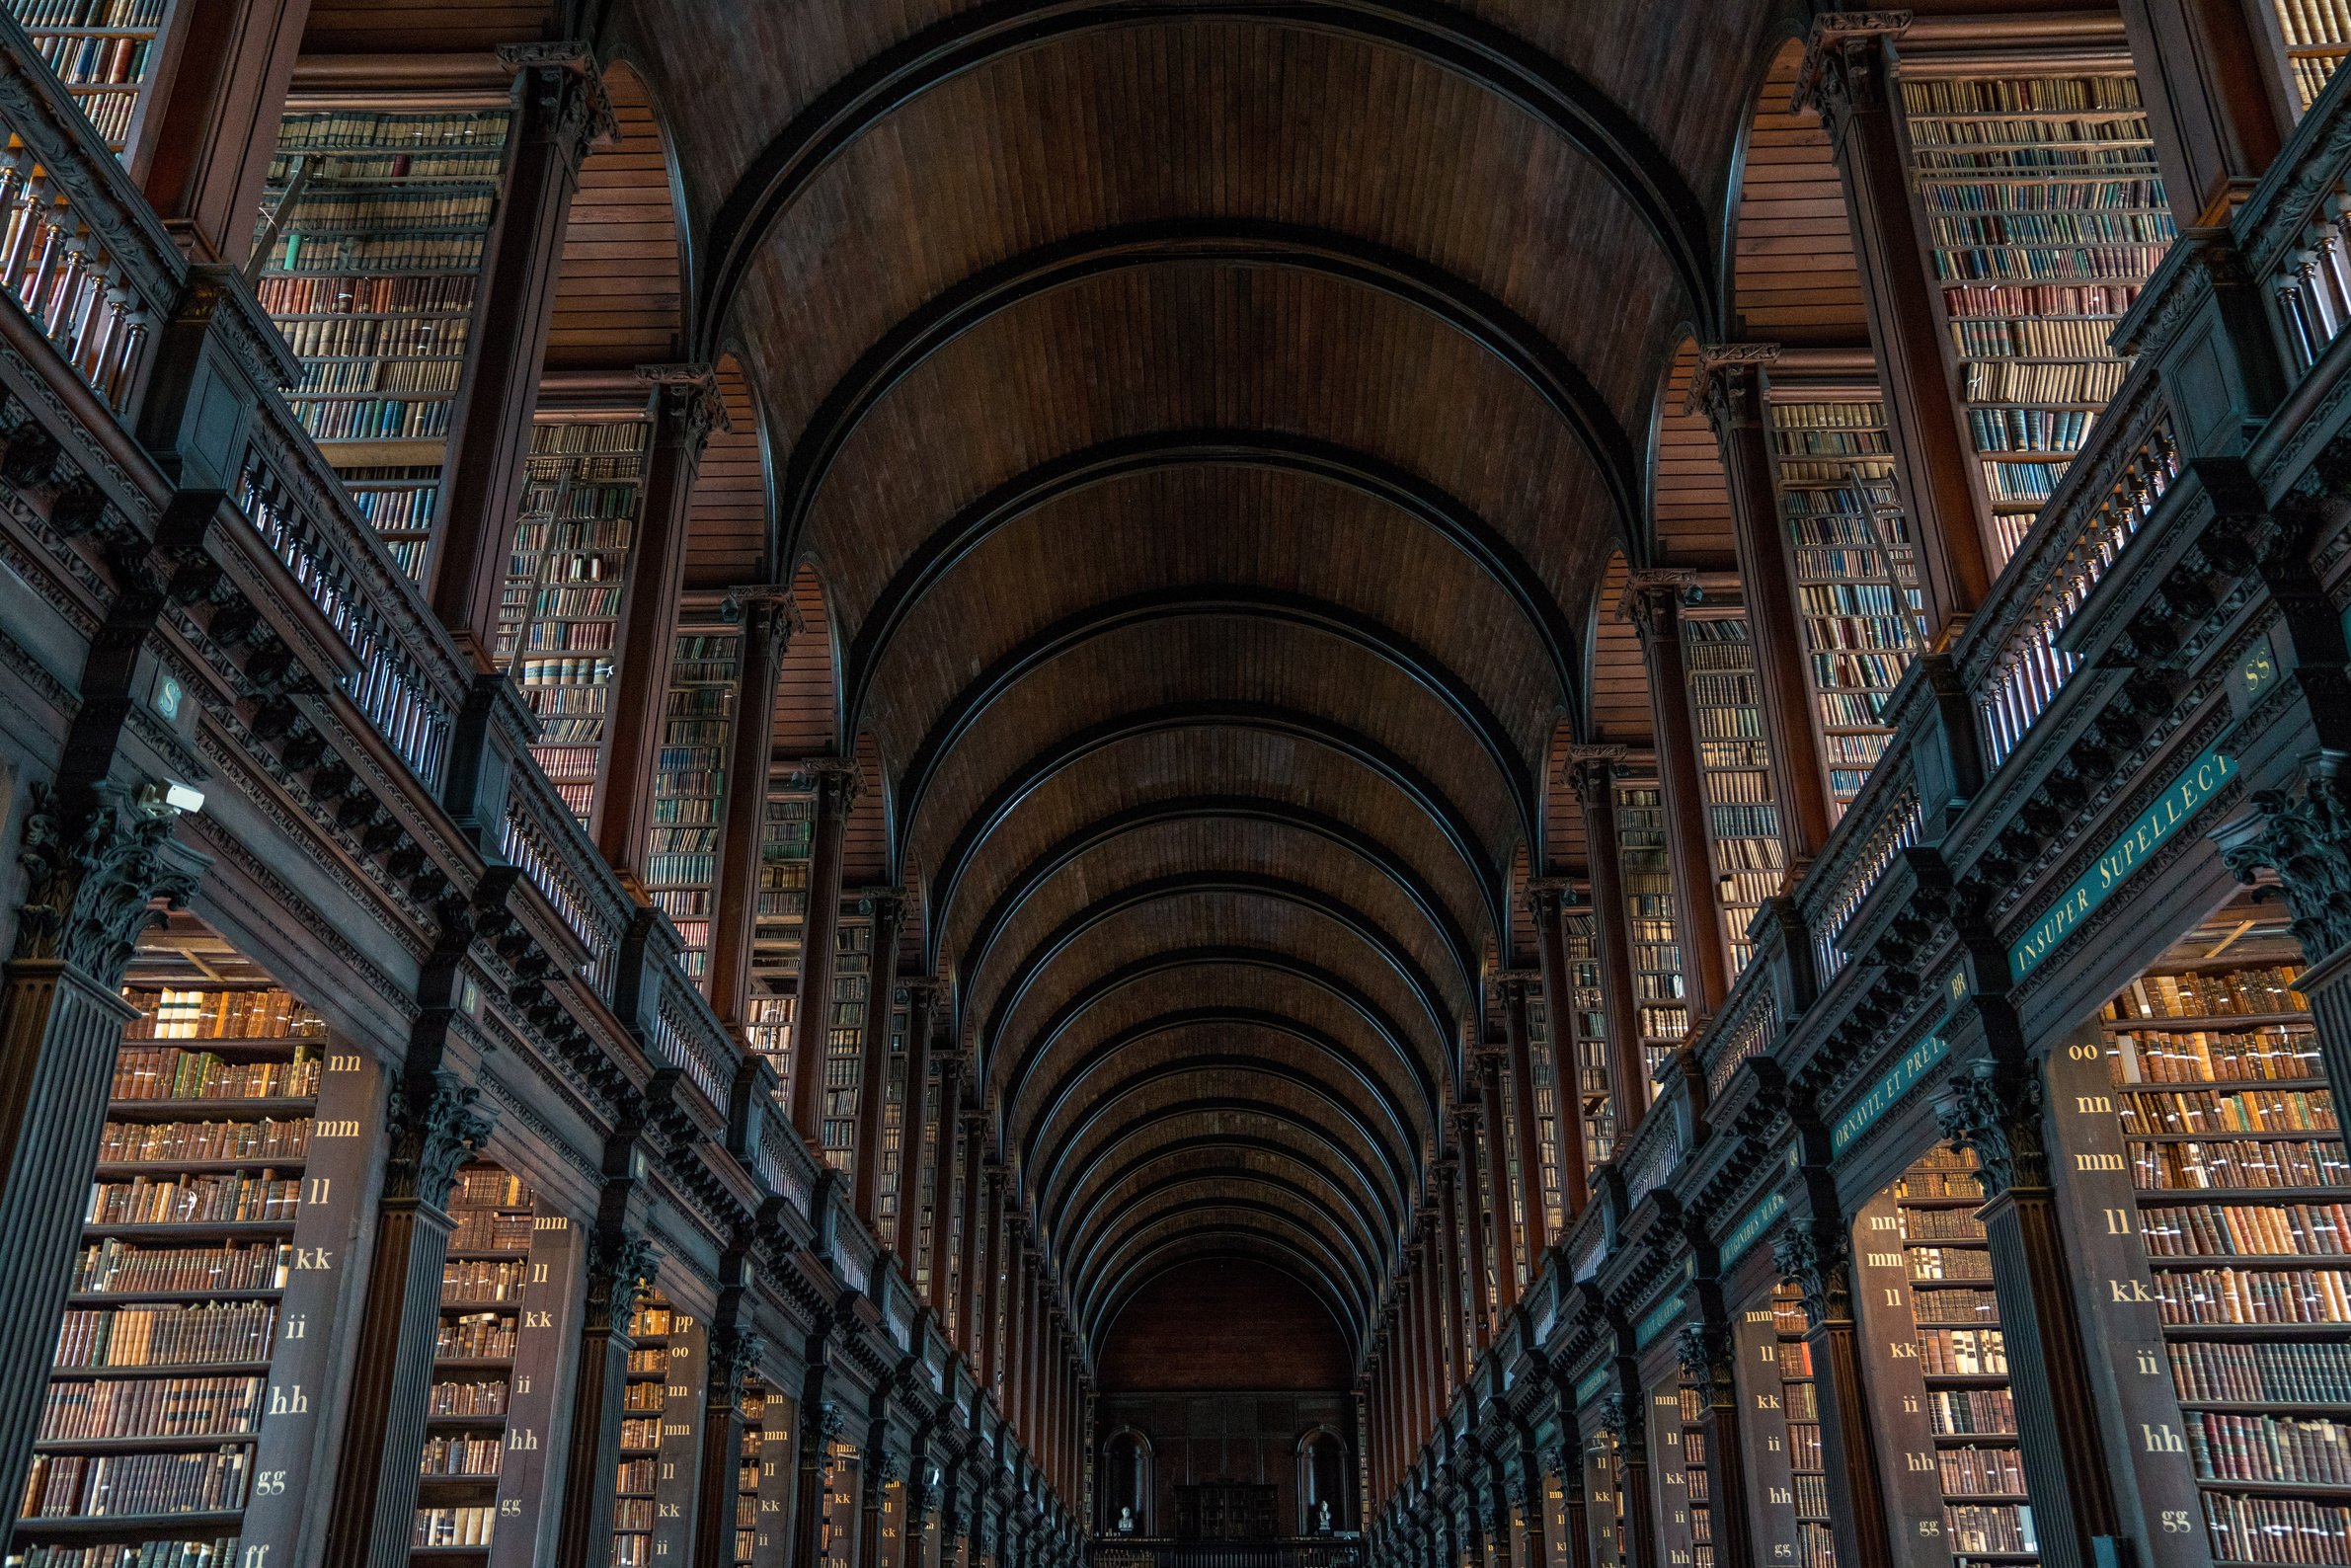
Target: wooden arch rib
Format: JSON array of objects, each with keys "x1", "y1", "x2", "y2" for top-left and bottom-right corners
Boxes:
[
  {"x1": 973, "y1": 872, "x2": 1454, "y2": 1084},
  {"x1": 693, "y1": 1, "x2": 1717, "y2": 362},
  {"x1": 896, "y1": 589, "x2": 1539, "y2": 873},
  {"x1": 1053, "y1": 1133, "x2": 1397, "y2": 1287},
  {"x1": 998, "y1": 944, "x2": 1440, "y2": 1146},
  {"x1": 1073, "y1": 1181, "x2": 1379, "y2": 1324},
  {"x1": 922, "y1": 703, "x2": 1505, "y2": 962},
  {"x1": 1077, "y1": 1205, "x2": 1371, "y2": 1345},
  {"x1": 785, "y1": 223, "x2": 1641, "y2": 574},
  {"x1": 1091, "y1": 1240, "x2": 1364, "y2": 1357}
]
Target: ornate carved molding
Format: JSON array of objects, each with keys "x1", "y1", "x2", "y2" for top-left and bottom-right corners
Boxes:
[
  {"x1": 383, "y1": 1071, "x2": 496, "y2": 1209},
  {"x1": 12, "y1": 781, "x2": 202, "y2": 985},
  {"x1": 638, "y1": 361, "x2": 732, "y2": 454},
  {"x1": 1772, "y1": 1218, "x2": 1851, "y2": 1330},
  {"x1": 1564, "y1": 745, "x2": 1629, "y2": 807},
  {"x1": 1934, "y1": 1059, "x2": 2049, "y2": 1196},
  {"x1": 1684, "y1": 342, "x2": 1781, "y2": 432},
  {"x1": 1789, "y1": 12, "x2": 1913, "y2": 144},
  {"x1": 2217, "y1": 756, "x2": 2351, "y2": 962},
  {"x1": 495, "y1": 39, "x2": 620, "y2": 159},
  {"x1": 588, "y1": 1229, "x2": 661, "y2": 1335},
  {"x1": 789, "y1": 755, "x2": 864, "y2": 813}
]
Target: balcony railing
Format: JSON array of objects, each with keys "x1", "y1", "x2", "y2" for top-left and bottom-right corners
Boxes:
[{"x1": 2246, "y1": 54, "x2": 2351, "y2": 375}]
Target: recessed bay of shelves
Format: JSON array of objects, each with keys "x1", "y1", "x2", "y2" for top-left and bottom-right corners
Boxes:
[
  {"x1": 2266, "y1": 0, "x2": 2351, "y2": 110},
  {"x1": 1680, "y1": 615, "x2": 1785, "y2": 968},
  {"x1": 1561, "y1": 903, "x2": 1617, "y2": 1169},
  {"x1": 410, "y1": 1163, "x2": 536, "y2": 1559},
  {"x1": 648, "y1": 618, "x2": 740, "y2": 980},
  {"x1": 745, "y1": 787, "x2": 815, "y2": 1102},
  {"x1": 820, "y1": 917, "x2": 871, "y2": 1175},
  {"x1": 2100, "y1": 917, "x2": 2351, "y2": 1566},
  {"x1": 1765, "y1": 393, "x2": 1920, "y2": 813},
  {"x1": 1897, "y1": 69, "x2": 2170, "y2": 565},
  {"x1": 1613, "y1": 779, "x2": 1689, "y2": 1099},
  {"x1": 255, "y1": 104, "x2": 509, "y2": 583},
  {"x1": 495, "y1": 414, "x2": 651, "y2": 824}
]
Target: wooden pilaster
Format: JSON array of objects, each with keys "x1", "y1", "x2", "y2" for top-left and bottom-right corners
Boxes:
[
  {"x1": 852, "y1": 891, "x2": 908, "y2": 1225},
  {"x1": 2117, "y1": 0, "x2": 2291, "y2": 222},
  {"x1": 137, "y1": 0, "x2": 312, "y2": 264},
  {"x1": 896, "y1": 980, "x2": 940, "y2": 1267},
  {"x1": 552, "y1": 1226, "x2": 655, "y2": 1568},
  {"x1": 1620, "y1": 571, "x2": 1732, "y2": 1016},
  {"x1": 1567, "y1": 751, "x2": 1651, "y2": 1135},
  {"x1": 694, "y1": 1317, "x2": 759, "y2": 1568},
  {"x1": 1774, "y1": 1213, "x2": 1896, "y2": 1568},
  {"x1": 1522, "y1": 884, "x2": 1592, "y2": 1216},
  {"x1": 429, "y1": 45, "x2": 615, "y2": 663},
  {"x1": 787, "y1": 757, "x2": 860, "y2": 1142},
  {"x1": 1475, "y1": 1056, "x2": 1519, "y2": 1313}
]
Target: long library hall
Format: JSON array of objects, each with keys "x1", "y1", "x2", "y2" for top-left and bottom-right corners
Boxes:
[{"x1": 7, "y1": 4, "x2": 2351, "y2": 1568}]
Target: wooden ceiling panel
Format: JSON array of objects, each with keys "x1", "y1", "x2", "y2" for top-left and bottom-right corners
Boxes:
[
  {"x1": 301, "y1": 0, "x2": 554, "y2": 54},
  {"x1": 1651, "y1": 341, "x2": 1738, "y2": 564},
  {"x1": 681, "y1": 362, "x2": 767, "y2": 589},
  {"x1": 546, "y1": 68, "x2": 684, "y2": 371},
  {"x1": 772, "y1": 566, "x2": 837, "y2": 758},
  {"x1": 1589, "y1": 549, "x2": 1653, "y2": 744},
  {"x1": 1731, "y1": 39, "x2": 1866, "y2": 345}
]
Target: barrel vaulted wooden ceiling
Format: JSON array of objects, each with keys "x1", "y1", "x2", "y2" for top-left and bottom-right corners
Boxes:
[{"x1": 314, "y1": 0, "x2": 1831, "y2": 1367}]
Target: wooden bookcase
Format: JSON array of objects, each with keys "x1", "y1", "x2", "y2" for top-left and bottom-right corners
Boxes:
[
  {"x1": 1613, "y1": 778, "x2": 1690, "y2": 1098},
  {"x1": 409, "y1": 1163, "x2": 534, "y2": 1558},
  {"x1": 647, "y1": 613, "x2": 741, "y2": 980},
  {"x1": 1895, "y1": 67, "x2": 2170, "y2": 565},
  {"x1": 494, "y1": 411, "x2": 652, "y2": 825},
  {"x1": 2259, "y1": 0, "x2": 2351, "y2": 110},
  {"x1": 11, "y1": 929, "x2": 375, "y2": 1568},
  {"x1": 255, "y1": 100, "x2": 510, "y2": 582},
  {"x1": 820, "y1": 915, "x2": 872, "y2": 1176},
  {"x1": 745, "y1": 785, "x2": 817, "y2": 1100},
  {"x1": 613, "y1": 1296, "x2": 676, "y2": 1568},
  {"x1": 1679, "y1": 613, "x2": 1786, "y2": 969},
  {"x1": 1765, "y1": 390, "x2": 1920, "y2": 815},
  {"x1": 1561, "y1": 902, "x2": 1617, "y2": 1170},
  {"x1": 1523, "y1": 981, "x2": 1569, "y2": 1235},
  {"x1": 4, "y1": 0, "x2": 177, "y2": 156}
]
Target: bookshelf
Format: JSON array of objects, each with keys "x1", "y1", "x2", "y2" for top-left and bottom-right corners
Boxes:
[
  {"x1": 15, "y1": 977, "x2": 327, "y2": 1565},
  {"x1": 1731, "y1": 1285, "x2": 1830, "y2": 1568},
  {"x1": 1585, "y1": 1420, "x2": 1627, "y2": 1568},
  {"x1": 2263, "y1": 0, "x2": 2351, "y2": 111},
  {"x1": 255, "y1": 105, "x2": 510, "y2": 583},
  {"x1": 613, "y1": 1296, "x2": 674, "y2": 1568},
  {"x1": 1523, "y1": 982, "x2": 1568, "y2": 1234},
  {"x1": 1562, "y1": 904, "x2": 1617, "y2": 1169},
  {"x1": 494, "y1": 413, "x2": 653, "y2": 824},
  {"x1": 1613, "y1": 779, "x2": 1690, "y2": 1098},
  {"x1": 1766, "y1": 393, "x2": 1920, "y2": 814},
  {"x1": 823, "y1": 1436, "x2": 860, "y2": 1568},
  {"x1": 737, "y1": 1377, "x2": 769, "y2": 1565},
  {"x1": 647, "y1": 618, "x2": 741, "y2": 980},
  {"x1": 820, "y1": 916, "x2": 872, "y2": 1175},
  {"x1": 745, "y1": 787, "x2": 817, "y2": 1101},
  {"x1": 1897, "y1": 70, "x2": 2171, "y2": 565},
  {"x1": 1897, "y1": 1147, "x2": 2040, "y2": 1568},
  {"x1": 875, "y1": 999, "x2": 909, "y2": 1242},
  {"x1": 5, "y1": 0, "x2": 175, "y2": 156},
  {"x1": 409, "y1": 1163, "x2": 536, "y2": 1560},
  {"x1": 2089, "y1": 914, "x2": 2351, "y2": 1568},
  {"x1": 1680, "y1": 614, "x2": 1786, "y2": 969}
]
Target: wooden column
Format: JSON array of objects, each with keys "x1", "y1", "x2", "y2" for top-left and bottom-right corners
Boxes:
[
  {"x1": 1936, "y1": 1061, "x2": 2121, "y2": 1568},
  {"x1": 137, "y1": 0, "x2": 311, "y2": 264},
  {"x1": 1772, "y1": 1216, "x2": 1896, "y2": 1568},
  {"x1": 1690, "y1": 347, "x2": 1835, "y2": 870},
  {"x1": 896, "y1": 980, "x2": 940, "y2": 1267},
  {"x1": 1439, "y1": 1165, "x2": 1471, "y2": 1383},
  {"x1": 707, "y1": 590, "x2": 798, "y2": 1024},
  {"x1": 980, "y1": 1169, "x2": 1008, "y2": 1393},
  {"x1": 860, "y1": 1447, "x2": 899, "y2": 1568},
  {"x1": 553, "y1": 1229, "x2": 656, "y2": 1568},
  {"x1": 428, "y1": 45, "x2": 615, "y2": 664},
  {"x1": 958, "y1": 1125, "x2": 989, "y2": 1349},
  {"x1": 322, "y1": 1073, "x2": 495, "y2": 1568},
  {"x1": 1620, "y1": 572, "x2": 1731, "y2": 1016},
  {"x1": 1403, "y1": 1238, "x2": 1431, "y2": 1444},
  {"x1": 1677, "y1": 1325, "x2": 1755, "y2": 1568},
  {"x1": 1791, "y1": 16, "x2": 1991, "y2": 640},
  {"x1": 928, "y1": 1060, "x2": 969, "y2": 1318},
  {"x1": 999, "y1": 1223, "x2": 1026, "y2": 1416},
  {"x1": 1474, "y1": 1053, "x2": 1519, "y2": 1314},
  {"x1": 596, "y1": 366, "x2": 727, "y2": 879},
  {"x1": 0, "y1": 789, "x2": 201, "y2": 1518},
  {"x1": 853, "y1": 891, "x2": 908, "y2": 1225},
  {"x1": 1520, "y1": 887, "x2": 1590, "y2": 1217},
  {"x1": 1566, "y1": 752, "x2": 1651, "y2": 1135},
  {"x1": 794, "y1": 1332, "x2": 841, "y2": 1568},
  {"x1": 1452, "y1": 1118, "x2": 1495, "y2": 1349},
  {"x1": 2116, "y1": 0, "x2": 2290, "y2": 223},
  {"x1": 1514, "y1": 1446, "x2": 1547, "y2": 1568},
  {"x1": 788, "y1": 757, "x2": 860, "y2": 1141},
  {"x1": 694, "y1": 1321, "x2": 759, "y2": 1568},
  {"x1": 1494, "y1": 971, "x2": 1553, "y2": 1266}
]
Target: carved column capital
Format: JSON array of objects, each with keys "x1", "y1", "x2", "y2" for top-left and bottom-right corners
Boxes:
[
  {"x1": 1934, "y1": 1058, "x2": 2049, "y2": 1196},
  {"x1": 2218, "y1": 758, "x2": 2351, "y2": 962},
  {"x1": 1673, "y1": 1321, "x2": 1734, "y2": 1392},
  {"x1": 13, "y1": 781, "x2": 204, "y2": 984},
  {"x1": 1685, "y1": 343, "x2": 1782, "y2": 438},
  {"x1": 1522, "y1": 877, "x2": 1577, "y2": 918},
  {"x1": 1789, "y1": 12, "x2": 1913, "y2": 144},
  {"x1": 724, "y1": 585, "x2": 806, "y2": 658},
  {"x1": 1596, "y1": 1391, "x2": 1635, "y2": 1448},
  {"x1": 1493, "y1": 969, "x2": 1536, "y2": 1007},
  {"x1": 859, "y1": 888, "x2": 908, "y2": 927},
  {"x1": 712, "y1": 1325, "x2": 764, "y2": 1408},
  {"x1": 1564, "y1": 745, "x2": 1629, "y2": 808},
  {"x1": 1617, "y1": 568, "x2": 1701, "y2": 643},
  {"x1": 790, "y1": 756, "x2": 864, "y2": 813},
  {"x1": 495, "y1": 40, "x2": 619, "y2": 164},
  {"x1": 588, "y1": 1229, "x2": 661, "y2": 1335},
  {"x1": 638, "y1": 361, "x2": 731, "y2": 457},
  {"x1": 383, "y1": 1070, "x2": 496, "y2": 1209},
  {"x1": 1771, "y1": 1215, "x2": 1851, "y2": 1329}
]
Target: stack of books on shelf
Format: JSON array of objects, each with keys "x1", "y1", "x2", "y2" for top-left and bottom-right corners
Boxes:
[
  {"x1": 745, "y1": 789, "x2": 817, "y2": 1101},
  {"x1": 494, "y1": 415, "x2": 653, "y2": 823},
  {"x1": 1771, "y1": 1286, "x2": 1836, "y2": 1568},
  {"x1": 1613, "y1": 780, "x2": 1689, "y2": 1099},
  {"x1": 2268, "y1": 0, "x2": 2351, "y2": 110},
  {"x1": 1680, "y1": 615, "x2": 1787, "y2": 966},
  {"x1": 255, "y1": 105, "x2": 510, "y2": 583},
  {"x1": 5, "y1": 0, "x2": 174, "y2": 153},
  {"x1": 820, "y1": 917, "x2": 872, "y2": 1174},
  {"x1": 412, "y1": 1164, "x2": 534, "y2": 1560},
  {"x1": 1560, "y1": 904, "x2": 1616, "y2": 1168},
  {"x1": 1898, "y1": 70, "x2": 2170, "y2": 565}
]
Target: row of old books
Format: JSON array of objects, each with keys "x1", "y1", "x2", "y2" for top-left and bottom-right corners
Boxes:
[{"x1": 54, "y1": 1303, "x2": 275, "y2": 1370}]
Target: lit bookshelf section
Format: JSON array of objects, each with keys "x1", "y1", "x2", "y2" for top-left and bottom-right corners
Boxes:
[
  {"x1": 1898, "y1": 69, "x2": 2170, "y2": 563},
  {"x1": 647, "y1": 615, "x2": 741, "y2": 980},
  {"x1": 875, "y1": 996, "x2": 909, "y2": 1242},
  {"x1": 255, "y1": 105, "x2": 509, "y2": 582},
  {"x1": 737, "y1": 1376, "x2": 771, "y2": 1566},
  {"x1": 1680, "y1": 614, "x2": 1785, "y2": 969},
  {"x1": 14, "y1": 958, "x2": 326, "y2": 1564},
  {"x1": 494, "y1": 413, "x2": 651, "y2": 824},
  {"x1": 2267, "y1": 1, "x2": 2351, "y2": 110},
  {"x1": 1614, "y1": 777, "x2": 1690, "y2": 1098},
  {"x1": 1563, "y1": 902, "x2": 1617, "y2": 1168},
  {"x1": 2094, "y1": 911, "x2": 2351, "y2": 1566},
  {"x1": 5, "y1": 0, "x2": 173, "y2": 154},
  {"x1": 1766, "y1": 393, "x2": 1920, "y2": 812},
  {"x1": 1733, "y1": 1282, "x2": 1834, "y2": 1568},
  {"x1": 613, "y1": 1294, "x2": 693, "y2": 1568},
  {"x1": 744, "y1": 786, "x2": 816, "y2": 1101},
  {"x1": 411, "y1": 1163, "x2": 535, "y2": 1558},
  {"x1": 1585, "y1": 1419, "x2": 1629, "y2": 1568},
  {"x1": 820, "y1": 916, "x2": 871, "y2": 1176},
  {"x1": 1523, "y1": 980, "x2": 1567, "y2": 1235}
]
